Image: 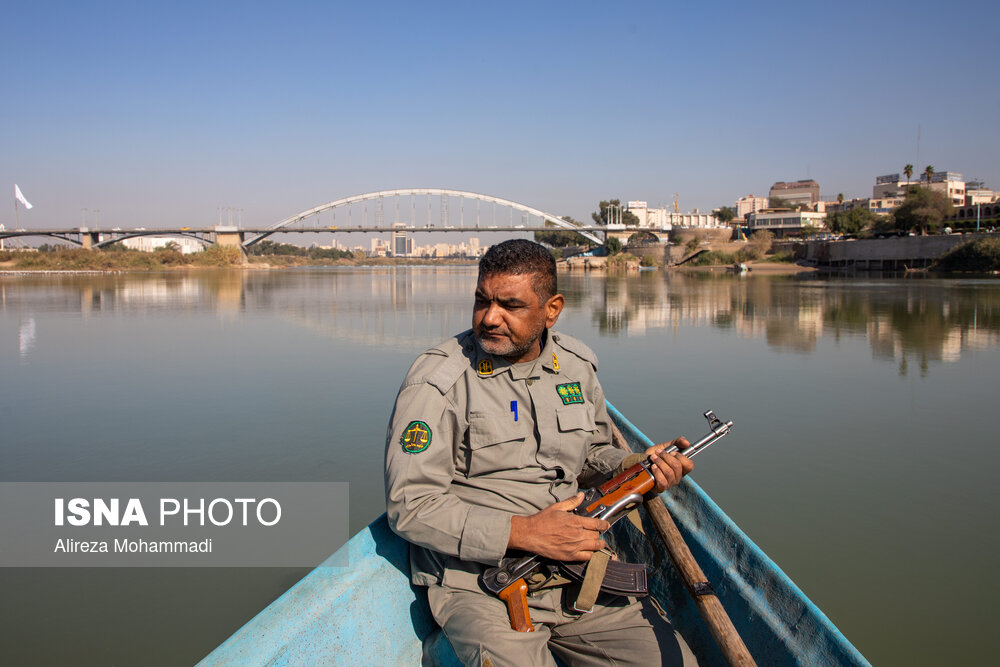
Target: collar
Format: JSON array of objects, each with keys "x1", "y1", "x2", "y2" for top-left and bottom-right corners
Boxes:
[{"x1": 472, "y1": 329, "x2": 561, "y2": 380}]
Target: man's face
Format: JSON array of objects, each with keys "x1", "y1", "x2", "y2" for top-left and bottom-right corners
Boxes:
[{"x1": 472, "y1": 272, "x2": 564, "y2": 363}]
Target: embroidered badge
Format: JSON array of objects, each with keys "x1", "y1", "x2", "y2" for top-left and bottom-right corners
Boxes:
[
  {"x1": 400, "y1": 421, "x2": 432, "y2": 454},
  {"x1": 556, "y1": 382, "x2": 584, "y2": 405},
  {"x1": 552, "y1": 352, "x2": 559, "y2": 371},
  {"x1": 477, "y1": 359, "x2": 493, "y2": 376}
]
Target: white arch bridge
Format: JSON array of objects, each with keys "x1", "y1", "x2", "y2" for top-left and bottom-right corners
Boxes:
[
  {"x1": 242, "y1": 188, "x2": 604, "y2": 247},
  {"x1": 0, "y1": 189, "x2": 606, "y2": 250}
]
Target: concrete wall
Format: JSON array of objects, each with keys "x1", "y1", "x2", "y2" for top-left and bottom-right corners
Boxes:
[{"x1": 799, "y1": 234, "x2": 984, "y2": 269}]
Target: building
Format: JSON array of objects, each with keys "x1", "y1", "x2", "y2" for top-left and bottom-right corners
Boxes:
[
  {"x1": 929, "y1": 172, "x2": 966, "y2": 206},
  {"x1": 873, "y1": 171, "x2": 966, "y2": 207},
  {"x1": 735, "y1": 195, "x2": 769, "y2": 219},
  {"x1": 391, "y1": 223, "x2": 412, "y2": 257},
  {"x1": 872, "y1": 173, "x2": 909, "y2": 198},
  {"x1": 625, "y1": 201, "x2": 724, "y2": 230},
  {"x1": 769, "y1": 180, "x2": 820, "y2": 207},
  {"x1": 748, "y1": 210, "x2": 827, "y2": 236},
  {"x1": 120, "y1": 235, "x2": 203, "y2": 254}
]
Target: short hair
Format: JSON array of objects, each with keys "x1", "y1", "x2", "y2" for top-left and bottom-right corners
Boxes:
[{"x1": 478, "y1": 239, "x2": 557, "y2": 301}]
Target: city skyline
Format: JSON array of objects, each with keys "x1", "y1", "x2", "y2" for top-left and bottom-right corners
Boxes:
[{"x1": 3, "y1": 1, "x2": 998, "y2": 230}]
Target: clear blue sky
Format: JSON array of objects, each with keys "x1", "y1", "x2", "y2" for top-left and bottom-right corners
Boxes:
[{"x1": 3, "y1": 0, "x2": 998, "y2": 229}]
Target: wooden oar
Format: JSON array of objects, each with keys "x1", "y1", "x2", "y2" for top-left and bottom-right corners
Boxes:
[{"x1": 610, "y1": 423, "x2": 756, "y2": 667}]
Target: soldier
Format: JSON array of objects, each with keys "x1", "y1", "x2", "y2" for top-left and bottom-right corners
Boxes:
[{"x1": 385, "y1": 239, "x2": 696, "y2": 666}]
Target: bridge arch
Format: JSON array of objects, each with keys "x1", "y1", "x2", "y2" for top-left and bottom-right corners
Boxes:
[{"x1": 244, "y1": 188, "x2": 603, "y2": 247}]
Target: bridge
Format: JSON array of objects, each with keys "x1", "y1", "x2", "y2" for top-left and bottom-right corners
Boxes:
[{"x1": 0, "y1": 188, "x2": 607, "y2": 250}]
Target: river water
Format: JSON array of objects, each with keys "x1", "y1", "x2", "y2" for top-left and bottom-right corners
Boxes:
[{"x1": 1, "y1": 267, "x2": 997, "y2": 666}]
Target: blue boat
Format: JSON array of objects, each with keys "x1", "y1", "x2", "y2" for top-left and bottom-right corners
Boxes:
[{"x1": 199, "y1": 402, "x2": 870, "y2": 666}]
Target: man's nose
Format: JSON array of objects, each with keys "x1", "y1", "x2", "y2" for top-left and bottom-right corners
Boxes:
[{"x1": 482, "y1": 302, "x2": 503, "y2": 326}]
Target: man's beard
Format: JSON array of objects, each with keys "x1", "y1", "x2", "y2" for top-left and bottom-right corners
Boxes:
[{"x1": 475, "y1": 328, "x2": 541, "y2": 360}]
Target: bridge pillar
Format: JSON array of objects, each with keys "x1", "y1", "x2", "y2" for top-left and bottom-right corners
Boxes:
[
  {"x1": 213, "y1": 226, "x2": 245, "y2": 249},
  {"x1": 78, "y1": 228, "x2": 100, "y2": 249}
]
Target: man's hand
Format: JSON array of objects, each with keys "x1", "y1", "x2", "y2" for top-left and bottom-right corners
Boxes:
[
  {"x1": 645, "y1": 437, "x2": 694, "y2": 494},
  {"x1": 508, "y1": 493, "x2": 610, "y2": 561}
]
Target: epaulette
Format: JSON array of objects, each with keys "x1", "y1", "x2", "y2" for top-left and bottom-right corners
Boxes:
[
  {"x1": 551, "y1": 331, "x2": 599, "y2": 370},
  {"x1": 422, "y1": 333, "x2": 473, "y2": 394}
]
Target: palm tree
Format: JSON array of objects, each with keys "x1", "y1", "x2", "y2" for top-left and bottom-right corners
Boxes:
[
  {"x1": 924, "y1": 165, "x2": 935, "y2": 187},
  {"x1": 904, "y1": 164, "x2": 913, "y2": 187}
]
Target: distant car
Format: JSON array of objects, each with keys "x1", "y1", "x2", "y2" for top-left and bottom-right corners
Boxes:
[{"x1": 180, "y1": 226, "x2": 191, "y2": 231}]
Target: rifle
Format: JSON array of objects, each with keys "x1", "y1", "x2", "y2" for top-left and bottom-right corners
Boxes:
[{"x1": 480, "y1": 410, "x2": 733, "y2": 632}]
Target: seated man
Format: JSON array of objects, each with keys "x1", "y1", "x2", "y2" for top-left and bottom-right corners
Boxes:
[{"x1": 385, "y1": 239, "x2": 695, "y2": 666}]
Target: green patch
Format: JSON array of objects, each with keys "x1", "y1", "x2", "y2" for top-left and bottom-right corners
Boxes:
[
  {"x1": 400, "y1": 421, "x2": 432, "y2": 454},
  {"x1": 556, "y1": 382, "x2": 584, "y2": 405}
]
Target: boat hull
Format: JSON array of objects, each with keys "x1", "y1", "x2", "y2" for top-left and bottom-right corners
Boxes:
[{"x1": 199, "y1": 402, "x2": 869, "y2": 666}]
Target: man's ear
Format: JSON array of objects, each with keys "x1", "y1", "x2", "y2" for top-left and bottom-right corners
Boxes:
[{"x1": 544, "y1": 293, "x2": 565, "y2": 328}]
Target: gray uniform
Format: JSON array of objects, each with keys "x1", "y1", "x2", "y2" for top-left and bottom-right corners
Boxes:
[{"x1": 385, "y1": 329, "x2": 694, "y2": 666}]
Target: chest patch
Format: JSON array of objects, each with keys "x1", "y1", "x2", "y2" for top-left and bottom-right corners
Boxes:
[
  {"x1": 400, "y1": 421, "x2": 432, "y2": 454},
  {"x1": 556, "y1": 382, "x2": 585, "y2": 405}
]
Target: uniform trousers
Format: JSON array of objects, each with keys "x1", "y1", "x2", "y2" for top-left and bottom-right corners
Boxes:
[{"x1": 427, "y1": 584, "x2": 698, "y2": 667}]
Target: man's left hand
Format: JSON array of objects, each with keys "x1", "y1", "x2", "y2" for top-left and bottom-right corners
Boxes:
[{"x1": 644, "y1": 438, "x2": 694, "y2": 494}]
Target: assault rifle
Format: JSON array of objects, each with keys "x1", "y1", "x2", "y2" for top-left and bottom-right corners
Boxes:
[{"x1": 480, "y1": 410, "x2": 733, "y2": 632}]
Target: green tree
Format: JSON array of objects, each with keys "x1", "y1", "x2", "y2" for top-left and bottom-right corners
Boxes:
[
  {"x1": 592, "y1": 200, "x2": 639, "y2": 226},
  {"x1": 713, "y1": 206, "x2": 735, "y2": 225},
  {"x1": 892, "y1": 186, "x2": 952, "y2": 235},
  {"x1": 604, "y1": 236, "x2": 623, "y2": 255},
  {"x1": 904, "y1": 164, "x2": 913, "y2": 186},
  {"x1": 534, "y1": 216, "x2": 595, "y2": 247},
  {"x1": 923, "y1": 165, "x2": 935, "y2": 186},
  {"x1": 837, "y1": 193, "x2": 844, "y2": 206},
  {"x1": 826, "y1": 208, "x2": 879, "y2": 236}
]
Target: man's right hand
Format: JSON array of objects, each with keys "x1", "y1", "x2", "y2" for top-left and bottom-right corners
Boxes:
[{"x1": 507, "y1": 493, "x2": 610, "y2": 561}]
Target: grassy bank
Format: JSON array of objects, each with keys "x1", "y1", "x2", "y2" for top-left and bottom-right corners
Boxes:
[{"x1": 0, "y1": 247, "x2": 479, "y2": 272}]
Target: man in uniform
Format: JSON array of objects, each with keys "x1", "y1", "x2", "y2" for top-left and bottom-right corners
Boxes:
[{"x1": 385, "y1": 239, "x2": 695, "y2": 666}]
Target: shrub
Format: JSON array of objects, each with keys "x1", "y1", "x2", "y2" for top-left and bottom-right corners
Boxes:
[{"x1": 934, "y1": 238, "x2": 1000, "y2": 272}]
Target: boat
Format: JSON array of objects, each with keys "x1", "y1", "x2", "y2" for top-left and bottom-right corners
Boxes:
[{"x1": 199, "y1": 402, "x2": 870, "y2": 666}]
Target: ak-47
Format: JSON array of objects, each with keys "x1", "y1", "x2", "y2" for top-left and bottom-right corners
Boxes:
[{"x1": 480, "y1": 410, "x2": 734, "y2": 632}]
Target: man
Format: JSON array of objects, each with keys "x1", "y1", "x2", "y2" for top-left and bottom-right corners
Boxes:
[{"x1": 385, "y1": 239, "x2": 695, "y2": 666}]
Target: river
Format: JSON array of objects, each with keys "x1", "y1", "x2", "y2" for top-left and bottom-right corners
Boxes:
[{"x1": 1, "y1": 266, "x2": 997, "y2": 666}]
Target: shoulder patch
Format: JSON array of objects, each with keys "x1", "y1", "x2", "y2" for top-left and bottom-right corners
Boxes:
[
  {"x1": 552, "y1": 332, "x2": 598, "y2": 370},
  {"x1": 400, "y1": 420, "x2": 432, "y2": 453}
]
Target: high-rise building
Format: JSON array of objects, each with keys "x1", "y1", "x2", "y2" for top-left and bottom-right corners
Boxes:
[
  {"x1": 735, "y1": 195, "x2": 769, "y2": 219},
  {"x1": 769, "y1": 180, "x2": 820, "y2": 207}
]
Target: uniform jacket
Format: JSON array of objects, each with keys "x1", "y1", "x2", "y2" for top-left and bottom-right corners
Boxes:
[{"x1": 384, "y1": 328, "x2": 627, "y2": 591}]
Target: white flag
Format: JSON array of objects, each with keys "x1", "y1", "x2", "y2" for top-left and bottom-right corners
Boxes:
[{"x1": 14, "y1": 184, "x2": 33, "y2": 209}]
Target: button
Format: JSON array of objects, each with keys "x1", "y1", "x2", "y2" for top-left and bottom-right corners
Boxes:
[{"x1": 526, "y1": 379, "x2": 534, "y2": 386}]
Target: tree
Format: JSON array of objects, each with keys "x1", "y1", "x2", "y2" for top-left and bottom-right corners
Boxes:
[
  {"x1": 904, "y1": 164, "x2": 913, "y2": 186},
  {"x1": 604, "y1": 236, "x2": 623, "y2": 255},
  {"x1": 892, "y1": 186, "x2": 952, "y2": 235},
  {"x1": 837, "y1": 193, "x2": 844, "y2": 206},
  {"x1": 826, "y1": 208, "x2": 878, "y2": 236},
  {"x1": 592, "y1": 200, "x2": 639, "y2": 226},
  {"x1": 713, "y1": 206, "x2": 735, "y2": 225},
  {"x1": 923, "y1": 165, "x2": 935, "y2": 187},
  {"x1": 534, "y1": 216, "x2": 596, "y2": 247}
]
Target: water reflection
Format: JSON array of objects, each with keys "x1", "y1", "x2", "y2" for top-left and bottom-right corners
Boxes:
[
  {"x1": 559, "y1": 272, "x2": 1000, "y2": 374},
  {"x1": 3, "y1": 269, "x2": 998, "y2": 375}
]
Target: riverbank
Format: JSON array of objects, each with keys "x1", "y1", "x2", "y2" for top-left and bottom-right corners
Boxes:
[{"x1": 0, "y1": 248, "x2": 477, "y2": 272}]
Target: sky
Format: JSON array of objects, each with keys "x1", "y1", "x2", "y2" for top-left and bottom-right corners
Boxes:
[{"x1": 2, "y1": 0, "x2": 999, "y2": 231}]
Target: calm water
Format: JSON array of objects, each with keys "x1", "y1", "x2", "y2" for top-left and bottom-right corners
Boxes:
[{"x1": 2, "y1": 267, "x2": 998, "y2": 666}]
